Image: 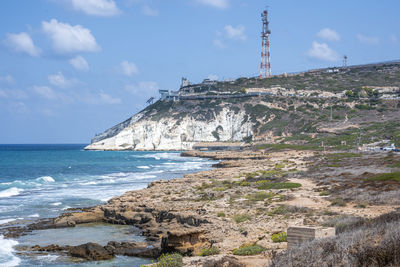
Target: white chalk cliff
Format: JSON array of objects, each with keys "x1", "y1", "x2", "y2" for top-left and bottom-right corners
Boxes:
[{"x1": 85, "y1": 106, "x2": 253, "y2": 151}]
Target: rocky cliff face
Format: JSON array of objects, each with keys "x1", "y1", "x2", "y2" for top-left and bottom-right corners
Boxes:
[
  {"x1": 86, "y1": 92, "x2": 400, "y2": 151},
  {"x1": 85, "y1": 102, "x2": 254, "y2": 150}
]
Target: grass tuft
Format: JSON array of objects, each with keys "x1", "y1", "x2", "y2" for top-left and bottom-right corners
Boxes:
[
  {"x1": 233, "y1": 214, "x2": 252, "y2": 223},
  {"x1": 366, "y1": 172, "x2": 400, "y2": 182}
]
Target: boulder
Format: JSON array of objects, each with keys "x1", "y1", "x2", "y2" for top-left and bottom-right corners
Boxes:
[{"x1": 68, "y1": 242, "x2": 114, "y2": 261}]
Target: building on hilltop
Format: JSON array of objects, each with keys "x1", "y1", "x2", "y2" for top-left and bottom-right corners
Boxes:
[{"x1": 181, "y1": 77, "x2": 192, "y2": 88}]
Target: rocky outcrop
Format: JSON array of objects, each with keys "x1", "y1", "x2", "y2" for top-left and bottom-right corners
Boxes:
[
  {"x1": 68, "y1": 242, "x2": 114, "y2": 261},
  {"x1": 161, "y1": 229, "x2": 209, "y2": 256},
  {"x1": 28, "y1": 241, "x2": 160, "y2": 261}
]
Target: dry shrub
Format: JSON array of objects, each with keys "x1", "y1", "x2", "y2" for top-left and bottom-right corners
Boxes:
[{"x1": 270, "y1": 211, "x2": 400, "y2": 267}]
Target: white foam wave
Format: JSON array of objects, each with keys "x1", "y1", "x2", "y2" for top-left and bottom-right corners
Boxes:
[
  {"x1": 137, "y1": 166, "x2": 150, "y2": 169},
  {"x1": 36, "y1": 176, "x2": 55, "y2": 182},
  {"x1": 0, "y1": 235, "x2": 20, "y2": 267},
  {"x1": 36, "y1": 254, "x2": 59, "y2": 262},
  {"x1": 79, "y1": 181, "x2": 97, "y2": 186},
  {"x1": 50, "y1": 202, "x2": 62, "y2": 206},
  {"x1": 0, "y1": 219, "x2": 17, "y2": 225},
  {"x1": 0, "y1": 188, "x2": 23, "y2": 198},
  {"x1": 28, "y1": 213, "x2": 39, "y2": 218}
]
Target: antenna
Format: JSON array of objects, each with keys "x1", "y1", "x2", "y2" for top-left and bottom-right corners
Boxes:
[
  {"x1": 260, "y1": 7, "x2": 271, "y2": 78},
  {"x1": 343, "y1": 55, "x2": 348, "y2": 68}
]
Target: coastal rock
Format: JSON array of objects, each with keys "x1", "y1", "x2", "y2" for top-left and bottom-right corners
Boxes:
[
  {"x1": 105, "y1": 241, "x2": 160, "y2": 258},
  {"x1": 161, "y1": 229, "x2": 210, "y2": 256},
  {"x1": 68, "y1": 242, "x2": 114, "y2": 261},
  {"x1": 203, "y1": 256, "x2": 245, "y2": 267}
]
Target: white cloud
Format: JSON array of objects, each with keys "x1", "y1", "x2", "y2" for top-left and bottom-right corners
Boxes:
[
  {"x1": 8, "y1": 101, "x2": 29, "y2": 114},
  {"x1": 307, "y1": 41, "x2": 339, "y2": 62},
  {"x1": 125, "y1": 81, "x2": 159, "y2": 97},
  {"x1": 224, "y1": 24, "x2": 246, "y2": 40},
  {"x1": 317, "y1": 28, "x2": 340, "y2": 42},
  {"x1": 197, "y1": 0, "x2": 229, "y2": 9},
  {"x1": 66, "y1": 0, "x2": 120, "y2": 16},
  {"x1": 0, "y1": 89, "x2": 27, "y2": 99},
  {"x1": 142, "y1": 5, "x2": 159, "y2": 16},
  {"x1": 213, "y1": 39, "x2": 226, "y2": 48},
  {"x1": 390, "y1": 34, "x2": 398, "y2": 44},
  {"x1": 98, "y1": 92, "x2": 121, "y2": 104},
  {"x1": 356, "y1": 34, "x2": 379, "y2": 45},
  {"x1": 42, "y1": 19, "x2": 101, "y2": 54},
  {"x1": 33, "y1": 85, "x2": 58, "y2": 99},
  {"x1": 0, "y1": 75, "x2": 15, "y2": 84},
  {"x1": 119, "y1": 61, "x2": 139, "y2": 76},
  {"x1": 69, "y1": 55, "x2": 89, "y2": 71},
  {"x1": 3, "y1": 32, "x2": 40, "y2": 57},
  {"x1": 48, "y1": 72, "x2": 69, "y2": 88}
]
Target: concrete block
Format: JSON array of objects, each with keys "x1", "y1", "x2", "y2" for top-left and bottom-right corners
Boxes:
[{"x1": 287, "y1": 226, "x2": 335, "y2": 248}]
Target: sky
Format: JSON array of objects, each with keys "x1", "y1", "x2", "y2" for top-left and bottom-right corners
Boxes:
[{"x1": 0, "y1": 0, "x2": 399, "y2": 144}]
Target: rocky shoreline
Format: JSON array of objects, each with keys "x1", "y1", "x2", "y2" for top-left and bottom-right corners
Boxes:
[{"x1": 2, "y1": 148, "x2": 399, "y2": 266}]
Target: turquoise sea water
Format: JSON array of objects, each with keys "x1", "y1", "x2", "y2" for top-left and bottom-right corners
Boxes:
[{"x1": 0, "y1": 144, "x2": 215, "y2": 266}]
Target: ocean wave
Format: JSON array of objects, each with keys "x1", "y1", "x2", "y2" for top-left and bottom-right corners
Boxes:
[
  {"x1": 0, "y1": 219, "x2": 16, "y2": 225},
  {"x1": 50, "y1": 202, "x2": 62, "y2": 206},
  {"x1": 36, "y1": 176, "x2": 55, "y2": 182},
  {"x1": 137, "y1": 166, "x2": 150, "y2": 169},
  {"x1": 0, "y1": 187, "x2": 23, "y2": 198},
  {"x1": 79, "y1": 181, "x2": 97, "y2": 186},
  {"x1": 28, "y1": 213, "x2": 40, "y2": 218},
  {"x1": 0, "y1": 235, "x2": 20, "y2": 267}
]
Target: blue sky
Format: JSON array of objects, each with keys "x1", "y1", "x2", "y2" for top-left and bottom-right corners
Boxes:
[{"x1": 0, "y1": 0, "x2": 399, "y2": 144}]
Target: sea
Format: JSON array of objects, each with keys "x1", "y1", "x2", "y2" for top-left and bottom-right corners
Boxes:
[{"x1": 0, "y1": 144, "x2": 215, "y2": 267}]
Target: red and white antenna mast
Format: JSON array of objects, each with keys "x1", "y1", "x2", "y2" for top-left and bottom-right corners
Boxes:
[{"x1": 260, "y1": 8, "x2": 271, "y2": 78}]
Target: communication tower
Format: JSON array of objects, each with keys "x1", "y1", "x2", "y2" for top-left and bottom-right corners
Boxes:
[
  {"x1": 343, "y1": 55, "x2": 348, "y2": 68},
  {"x1": 260, "y1": 8, "x2": 271, "y2": 78}
]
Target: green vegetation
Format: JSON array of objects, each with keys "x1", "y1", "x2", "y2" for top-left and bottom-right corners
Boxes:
[
  {"x1": 366, "y1": 172, "x2": 400, "y2": 182},
  {"x1": 330, "y1": 198, "x2": 347, "y2": 207},
  {"x1": 389, "y1": 163, "x2": 400, "y2": 168},
  {"x1": 198, "y1": 247, "x2": 220, "y2": 256},
  {"x1": 355, "y1": 104, "x2": 374, "y2": 110},
  {"x1": 146, "y1": 253, "x2": 183, "y2": 267},
  {"x1": 233, "y1": 244, "x2": 266, "y2": 256},
  {"x1": 246, "y1": 191, "x2": 275, "y2": 202},
  {"x1": 271, "y1": 232, "x2": 287, "y2": 243},
  {"x1": 326, "y1": 153, "x2": 361, "y2": 161},
  {"x1": 319, "y1": 190, "x2": 330, "y2": 196},
  {"x1": 257, "y1": 143, "x2": 321, "y2": 151},
  {"x1": 257, "y1": 181, "x2": 302, "y2": 190},
  {"x1": 233, "y1": 214, "x2": 252, "y2": 223},
  {"x1": 268, "y1": 205, "x2": 311, "y2": 216},
  {"x1": 217, "y1": 212, "x2": 226, "y2": 217}
]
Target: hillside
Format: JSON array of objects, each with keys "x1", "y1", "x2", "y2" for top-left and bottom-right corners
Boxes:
[{"x1": 85, "y1": 61, "x2": 400, "y2": 151}]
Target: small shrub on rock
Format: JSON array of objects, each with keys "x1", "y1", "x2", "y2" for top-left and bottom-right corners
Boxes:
[
  {"x1": 155, "y1": 253, "x2": 183, "y2": 267},
  {"x1": 271, "y1": 232, "x2": 287, "y2": 243},
  {"x1": 217, "y1": 212, "x2": 226, "y2": 217},
  {"x1": 233, "y1": 244, "x2": 266, "y2": 255},
  {"x1": 199, "y1": 247, "x2": 220, "y2": 256},
  {"x1": 330, "y1": 198, "x2": 347, "y2": 207}
]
